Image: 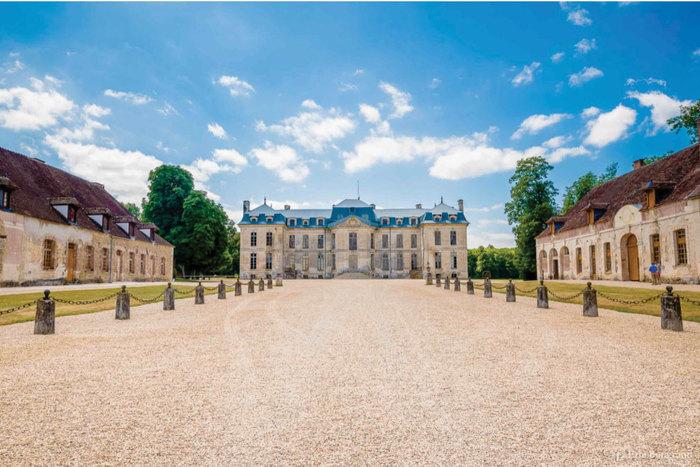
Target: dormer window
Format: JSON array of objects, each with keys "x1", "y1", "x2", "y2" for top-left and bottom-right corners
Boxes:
[
  {"x1": 546, "y1": 216, "x2": 567, "y2": 235},
  {"x1": 139, "y1": 223, "x2": 157, "y2": 242},
  {"x1": 86, "y1": 208, "x2": 112, "y2": 231},
  {"x1": 289, "y1": 218, "x2": 296, "y2": 227},
  {"x1": 302, "y1": 219, "x2": 309, "y2": 226},
  {"x1": 115, "y1": 216, "x2": 136, "y2": 238},
  {"x1": 0, "y1": 176, "x2": 16, "y2": 211},
  {"x1": 381, "y1": 217, "x2": 389, "y2": 225},
  {"x1": 266, "y1": 216, "x2": 273, "y2": 223},
  {"x1": 410, "y1": 217, "x2": 417, "y2": 226},
  {"x1": 449, "y1": 215, "x2": 457, "y2": 221},
  {"x1": 50, "y1": 197, "x2": 80, "y2": 225},
  {"x1": 433, "y1": 214, "x2": 441, "y2": 222},
  {"x1": 643, "y1": 180, "x2": 675, "y2": 210},
  {"x1": 250, "y1": 216, "x2": 258, "y2": 223},
  {"x1": 317, "y1": 218, "x2": 324, "y2": 226},
  {"x1": 1, "y1": 189, "x2": 11, "y2": 210},
  {"x1": 397, "y1": 218, "x2": 403, "y2": 226},
  {"x1": 584, "y1": 203, "x2": 608, "y2": 226}
]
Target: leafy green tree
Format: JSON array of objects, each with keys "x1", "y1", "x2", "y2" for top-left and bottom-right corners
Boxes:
[
  {"x1": 121, "y1": 201, "x2": 142, "y2": 220},
  {"x1": 468, "y1": 246, "x2": 519, "y2": 279},
  {"x1": 218, "y1": 221, "x2": 240, "y2": 275},
  {"x1": 643, "y1": 150, "x2": 675, "y2": 165},
  {"x1": 560, "y1": 163, "x2": 617, "y2": 214},
  {"x1": 504, "y1": 157, "x2": 558, "y2": 279},
  {"x1": 170, "y1": 191, "x2": 231, "y2": 275},
  {"x1": 142, "y1": 165, "x2": 194, "y2": 240},
  {"x1": 667, "y1": 100, "x2": 699, "y2": 144}
]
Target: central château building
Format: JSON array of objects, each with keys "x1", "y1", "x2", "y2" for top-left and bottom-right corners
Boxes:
[{"x1": 238, "y1": 198, "x2": 469, "y2": 279}]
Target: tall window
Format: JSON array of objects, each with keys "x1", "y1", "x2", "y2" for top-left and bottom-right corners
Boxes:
[
  {"x1": 250, "y1": 252, "x2": 257, "y2": 270},
  {"x1": 302, "y1": 255, "x2": 309, "y2": 271},
  {"x1": 434, "y1": 231, "x2": 441, "y2": 246},
  {"x1": 604, "y1": 242, "x2": 611, "y2": 272},
  {"x1": 452, "y1": 253, "x2": 458, "y2": 269},
  {"x1": 370, "y1": 233, "x2": 374, "y2": 249},
  {"x1": 411, "y1": 253, "x2": 418, "y2": 270},
  {"x1": 434, "y1": 252, "x2": 442, "y2": 269},
  {"x1": 450, "y1": 230, "x2": 457, "y2": 245},
  {"x1": 396, "y1": 234, "x2": 403, "y2": 248},
  {"x1": 317, "y1": 253, "x2": 325, "y2": 270},
  {"x1": 675, "y1": 229, "x2": 687, "y2": 265},
  {"x1": 332, "y1": 234, "x2": 336, "y2": 249},
  {"x1": 397, "y1": 254, "x2": 404, "y2": 270},
  {"x1": 370, "y1": 253, "x2": 374, "y2": 270},
  {"x1": 289, "y1": 235, "x2": 295, "y2": 249},
  {"x1": 317, "y1": 234, "x2": 324, "y2": 249},
  {"x1": 382, "y1": 234, "x2": 389, "y2": 249},
  {"x1": 651, "y1": 234, "x2": 661, "y2": 263},
  {"x1": 266, "y1": 231, "x2": 273, "y2": 246},
  {"x1": 576, "y1": 248, "x2": 582, "y2": 274},
  {"x1": 102, "y1": 248, "x2": 109, "y2": 272},
  {"x1": 86, "y1": 246, "x2": 95, "y2": 272},
  {"x1": 1, "y1": 189, "x2": 10, "y2": 209},
  {"x1": 303, "y1": 235, "x2": 309, "y2": 249},
  {"x1": 42, "y1": 239, "x2": 55, "y2": 269},
  {"x1": 160, "y1": 257, "x2": 166, "y2": 275},
  {"x1": 349, "y1": 232, "x2": 357, "y2": 250},
  {"x1": 129, "y1": 252, "x2": 135, "y2": 273},
  {"x1": 265, "y1": 252, "x2": 272, "y2": 270},
  {"x1": 250, "y1": 232, "x2": 257, "y2": 247},
  {"x1": 411, "y1": 234, "x2": 417, "y2": 249},
  {"x1": 589, "y1": 245, "x2": 596, "y2": 276},
  {"x1": 140, "y1": 254, "x2": 146, "y2": 274},
  {"x1": 332, "y1": 254, "x2": 336, "y2": 270},
  {"x1": 382, "y1": 253, "x2": 390, "y2": 271}
]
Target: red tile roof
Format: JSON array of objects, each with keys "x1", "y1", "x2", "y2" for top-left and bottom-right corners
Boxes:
[
  {"x1": 538, "y1": 143, "x2": 700, "y2": 239},
  {"x1": 0, "y1": 146, "x2": 171, "y2": 246}
]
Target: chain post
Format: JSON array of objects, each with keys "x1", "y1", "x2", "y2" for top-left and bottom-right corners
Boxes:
[
  {"x1": 34, "y1": 289, "x2": 55, "y2": 335},
  {"x1": 116, "y1": 285, "x2": 130, "y2": 320}
]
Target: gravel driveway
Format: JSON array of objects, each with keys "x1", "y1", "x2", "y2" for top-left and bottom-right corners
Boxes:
[{"x1": 1, "y1": 280, "x2": 698, "y2": 464}]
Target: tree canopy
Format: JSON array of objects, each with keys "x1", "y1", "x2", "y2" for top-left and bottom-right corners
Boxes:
[
  {"x1": 142, "y1": 165, "x2": 194, "y2": 240},
  {"x1": 560, "y1": 162, "x2": 617, "y2": 214},
  {"x1": 667, "y1": 99, "x2": 699, "y2": 144},
  {"x1": 121, "y1": 201, "x2": 142, "y2": 220},
  {"x1": 467, "y1": 246, "x2": 519, "y2": 279}
]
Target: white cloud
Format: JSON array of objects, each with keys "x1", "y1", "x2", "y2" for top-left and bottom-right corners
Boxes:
[
  {"x1": 469, "y1": 231, "x2": 515, "y2": 248},
  {"x1": 216, "y1": 75, "x2": 255, "y2": 97},
  {"x1": 301, "y1": 99, "x2": 321, "y2": 110},
  {"x1": 250, "y1": 141, "x2": 309, "y2": 183},
  {"x1": 547, "y1": 145, "x2": 590, "y2": 163},
  {"x1": 464, "y1": 203, "x2": 504, "y2": 213},
  {"x1": 511, "y1": 62, "x2": 541, "y2": 87},
  {"x1": 512, "y1": 113, "x2": 572, "y2": 139},
  {"x1": 82, "y1": 103, "x2": 110, "y2": 118},
  {"x1": 626, "y1": 90, "x2": 692, "y2": 134},
  {"x1": 256, "y1": 102, "x2": 355, "y2": 153},
  {"x1": 353, "y1": 69, "x2": 365, "y2": 76},
  {"x1": 429, "y1": 78, "x2": 442, "y2": 89},
  {"x1": 103, "y1": 89, "x2": 153, "y2": 105},
  {"x1": 574, "y1": 38, "x2": 597, "y2": 54},
  {"x1": 543, "y1": 135, "x2": 573, "y2": 149},
  {"x1": 338, "y1": 82, "x2": 358, "y2": 92},
  {"x1": 0, "y1": 80, "x2": 74, "y2": 131},
  {"x1": 583, "y1": 104, "x2": 636, "y2": 148},
  {"x1": 625, "y1": 77, "x2": 667, "y2": 87},
  {"x1": 156, "y1": 102, "x2": 178, "y2": 116},
  {"x1": 551, "y1": 52, "x2": 565, "y2": 63},
  {"x1": 567, "y1": 8, "x2": 592, "y2": 26},
  {"x1": 207, "y1": 122, "x2": 227, "y2": 139},
  {"x1": 4, "y1": 59, "x2": 24, "y2": 74},
  {"x1": 212, "y1": 148, "x2": 248, "y2": 171},
  {"x1": 568, "y1": 66, "x2": 603, "y2": 86},
  {"x1": 359, "y1": 103, "x2": 381, "y2": 124},
  {"x1": 581, "y1": 106, "x2": 601, "y2": 119},
  {"x1": 693, "y1": 48, "x2": 700, "y2": 57},
  {"x1": 379, "y1": 81, "x2": 413, "y2": 118}
]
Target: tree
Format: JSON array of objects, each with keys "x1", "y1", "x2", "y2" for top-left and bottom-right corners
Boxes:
[
  {"x1": 560, "y1": 162, "x2": 617, "y2": 214},
  {"x1": 667, "y1": 100, "x2": 699, "y2": 144},
  {"x1": 218, "y1": 221, "x2": 240, "y2": 275},
  {"x1": 643, "y1": 150, "x2": 674, "y2": 165},
  {"x1": 504, "y1": 157, "x2": 557, "y2": 279},
  {"x1": 121, "y1": 201, "x2": 142, "y2": 220},
  {"x1": 142, "y1": 165, "x2": 194, "y2": 240},
  {"x1": 170, "y1": 191, "x2": 231, "y2": 275},
  {"x1": 467, "y1": 246, "x2": 519, "y2": 279}
]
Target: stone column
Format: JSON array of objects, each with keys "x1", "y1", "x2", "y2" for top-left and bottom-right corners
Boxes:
[
  {"x1": 195, "y1": 282, "x2": 205, "y2": 304},
  {"x1": 218, "y1": 280, "x2": 226, "y2": 300},
  {"x1": 425, "y1": 272, "x2": 433, "y2": 285},
  {"x1": 506, "y1": 280, "x2": 516, "y2": 302},
  {"x1": 660, "y1": 286, "x2": 683, "y2": 332},
  {"x1": 466, "y1": 278, "x2": 474, "y2": 295},
  {"x1": 444, "y1": 275, "x2": 451, "y2": 290},
  {"x1": 115, "y1": 285, "x2": 130, "y2": 320},
  {"x1": 235, "y1": 279, "x2": 242, "y2": 296},
  {"x1": 536, "y1": 281, "x2": 548, "y2": 309},
  {"x1": 248, "y1": 280, "x2": 255, "y2": 294},
  {"x1": 34, "y1": 290, "x2": 55, "y2": 335},
  {"x1": 582, "y1": 282, "x2": 598, "y2": 317},
  {"x1": 267, "y1": 276, "x2": 273, "y2": 289},
  {"x1": 163, "y1": 283, "x2": 175, "y2": 310},
  {"x1": 454, "y1": 277, "x2": 461, "y2": 292},
  {"x1": 483, "y1": 278, "x2": 492, "y2": 298},
  {"x1": 435, "y1": 274, "x2": 442, "y2": 287},
  {"x1": 258, "y1": 278, "x2": 265, "y2": 291}
]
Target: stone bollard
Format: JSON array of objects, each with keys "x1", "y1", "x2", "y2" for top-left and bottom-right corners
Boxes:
[
  {"x1": 660, "y1": 286, "x2": 683, "y2": 332},
  {"x1": 506, "y1": 280, "x2": 516, "y2": 302},
  {"x1": 444, "y1": 275, "x2": 451, "y2": 290},
  {"x1": 425, "y1": 272, "x2": 433, "y2": 285},
  {"x1": 248, "y1": 280, "x2": 255, "y2": 294},
  {"x1": 163, "y1": 283, "x2": 175, "y2": 310},
  {"x1": 115, "y1": 285, "x2": 130, "y2": 320},
  {"x1": 454, "y1": 277, "x2": 461, "y2": 292},
  {"x1": 258, "y1": 278, "x2": 265, "y2": 291},
  {"x1": 483, "y1": 278, "x2": 492, "y2": 298},
  {"x1": 466, "y1": 278, "x2": 474, "y2": 295},
  {"x1": 218, "y1": 280, "x2": 226, "y2": 300},
  {"x1": 536, "y1": 280, "x2": 548, "y2": 309},
  {"x1": 267, "y1": 276, "x2": 273, "y2": 289},
  {"x1": 275, "y1": 275, "x2": 283, "y2": 287},
  {"x1": 435, "y1": 275, "x2": 442, "y2": 287},
  {"x1": 234, "y1": 279, "x2": 242, "y2": 296},
  {"x1": 582, "y1": 282, "x2": 598, "y2": 317},
  {"x1": 195, "y1": 282, "x2": 205, "y2": 305},
  {"x1": 34, "y1": 289, "x2": 55, "y2": 335}
]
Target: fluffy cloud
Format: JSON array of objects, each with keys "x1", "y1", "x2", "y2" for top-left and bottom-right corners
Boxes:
[
  {"x1": 216, "y1": 75, "x2": 255, "y2": 97},
  {"x1": 568, "y1": 66, "x2": 603, "y2": 86},
  {"x1": 301, "y1": 99, "x2": 321, "y2": 110},
  {"x1": 207, "y1": 122, "x2": 227, "y2": 139},
  {"x1": 567, "y1": 8, "x2": 592, "y2": 26},
  {"x1": 583, "y1": 104, "x2": 636, "y2": 148},
  {"x1": 511, "y1": 62, "x2": 540, "y2": 87},
  {"x1": 359, "y1": 103, "x2": 381, "y2": 124},
  {"x1": 512, "y1": 113, "x2": 572, "y2": 139},
  {"x1": 379, "y1": 81, "x2": 413, "y2": 118},
  {"x1": 469, "y1": 231, "x2": 515, "y2": 248},
  {"x1": 83, "y1": 103, "x2": 110, "y2": 118},
  {"x1": 627, "y1": 90, "x2": 691, "y2": 134},
  {"x1": 625, "y1": 77, "x2": 667, "y2": 87},
  {"x1": 256, "y1": 102, "x2": 355, "y2": 153},
  {"x1": 543, "y1": 135, "x2": 573, "y2": 149},
  {"x1": 212, "y1": 148, "x2": 248, "y2": 171},
  {"x1": 547, "y1": 146, "x2": 590, "y2": 163},
  {"x1": 581, "y1": 106, "x2": 601, "y2": 119},
  {"x1": 103, "y1": 89, "x2": 153, "y2": 105},
  {"x1": 551, "y1": 52, "x2": 565, "y2": 63},
  {"x1": 0, "y1": 79, "x2": 74, "y2": 131},
  {"x1": 574, "y1": 38, "x2": 597, "y2": 54},
  {"x1": 250, "y1": 142, "x2": 310, "y2": 182},
  {"x1": 429, "y1": 78, "x2": 442, "y2": 89}
]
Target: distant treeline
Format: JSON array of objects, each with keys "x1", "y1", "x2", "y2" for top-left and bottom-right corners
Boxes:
[{"x1": 467, "y1": 245, "x2": 519, "y2": 279}]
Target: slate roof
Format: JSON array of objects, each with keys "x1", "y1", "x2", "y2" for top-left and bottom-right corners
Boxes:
[
  {"x1": 538, "y1": 143, "x2": 700, "y2": 239},
  {"x1": 0, "y1": 146, "x2": 171, "y2": 246}
]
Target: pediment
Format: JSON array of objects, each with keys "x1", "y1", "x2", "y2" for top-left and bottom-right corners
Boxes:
[{"x1": 334, "y1": 215, "x2": 372, "y2": 228}]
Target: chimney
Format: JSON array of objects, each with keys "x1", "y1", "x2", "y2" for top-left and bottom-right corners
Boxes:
[
  {"x1": 457, "y1": 199, "x2": 464, "y2": 212},
  {"x1": 243, "y1": 200, "x2": 250, "y2": 213},
  {"x1": 632, "y1": 159, "x2": 645, "y2": 170},
  {"x1": 284, "y1": 204, "x2": 290, "y2": 210},
  {"x1": 415, "y1": 203, "x2": 422, "y2": 209}
]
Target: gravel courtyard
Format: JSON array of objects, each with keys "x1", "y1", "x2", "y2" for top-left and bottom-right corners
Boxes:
[{"x1": 1, "y1": 280, "x2": 698, "y2": 464}]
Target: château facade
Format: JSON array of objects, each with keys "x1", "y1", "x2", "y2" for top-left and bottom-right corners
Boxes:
[{"x1": 239, "y1": 198, "x2": 469, "y2": 279}]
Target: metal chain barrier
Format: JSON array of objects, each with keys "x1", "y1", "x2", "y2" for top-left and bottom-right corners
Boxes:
[
  {"x1": 0, "y1": 299, "x2": 38, "y2": 316},
  {"x1": 129, "y1": 289, "x2": 166, "y2": 304},
  {"x1": 548, "y1": 289, "x2": 585, "y2": 301},
  {"x1": 203, "y1": 286, "x2": 220, "y2": 291},
  {"x1": 515, "y1": 286, "x2": 539, "y2": 294},
  {"x1": 491, "y1": 283, "x2": 508, "y2": 290},
  {"x1": 678, "y1": 295, "x2": 700, "y2": 306},
  {"x1": 53, "y1": 291, "x2": 120, "y2": 305},
  {"x1": 597, "y1": 290, "x2": 663, "y2": 305},
  {"x1": 173, "y1": 287, "x2": 197, "y2": 295}
]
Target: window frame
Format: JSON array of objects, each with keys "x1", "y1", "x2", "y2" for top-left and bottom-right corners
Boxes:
[{"x1": 675, "y1": 229, "x2": 688, "y2": 265}]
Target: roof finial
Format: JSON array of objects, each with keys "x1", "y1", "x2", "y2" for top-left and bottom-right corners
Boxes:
[
  {"x1": 264, "y1": 196, "x2": 267, "y2": 205},
  {"x1": 440, "y1": 195, "x2": 443, "y2": 204},
  {"x1": 357, "y1": 180, "x2": 360, "y2": 200}
]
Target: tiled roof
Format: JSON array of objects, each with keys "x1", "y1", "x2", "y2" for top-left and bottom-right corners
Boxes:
[
  {"x1": 0, "y1": 146, "x2": 171, "y2": 246},
  {"x1": 538, "y1": 143, "x2": 700, "y2": 239}
]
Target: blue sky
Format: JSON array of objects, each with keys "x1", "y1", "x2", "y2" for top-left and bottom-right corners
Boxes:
[{"x1": 0, "y1": 2, "x2": 698, "y2": 247}]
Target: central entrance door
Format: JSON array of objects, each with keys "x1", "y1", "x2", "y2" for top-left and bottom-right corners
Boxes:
[
  {"x1": 66, "y1": 243, "x2": 77, "y2": 282},
  {"x1": 348, "y1": 254, "x2": 358, "y2": 271},
  {"x1": 626, "y1": 235, "x2": 640, "y2": 281}
]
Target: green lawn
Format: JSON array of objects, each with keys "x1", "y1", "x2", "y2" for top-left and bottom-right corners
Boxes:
[
  {"x1": 486, "y1": 279, "x2": 700, "y2": 323},
  {"x1": 0, "y1": 283, "x2": 225, "y2": 326}
]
